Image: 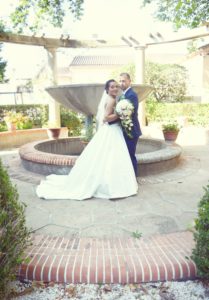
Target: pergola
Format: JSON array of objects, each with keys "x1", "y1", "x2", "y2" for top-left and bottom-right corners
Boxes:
[{"x1": 1, "y1": 25, "x2": 209, "y2": 126}]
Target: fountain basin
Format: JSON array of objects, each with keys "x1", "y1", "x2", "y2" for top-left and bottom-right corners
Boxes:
[
  {"x1": 19, "y1": 137, "x2": 182, "y2": 177},
  {"x1": 46, "y1": 84, "x2": 153, "y2": 115}
]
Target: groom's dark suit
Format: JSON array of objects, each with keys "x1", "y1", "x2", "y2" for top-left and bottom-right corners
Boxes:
[{"x1": 122, "y1": 87, "x2": 142, "y2": 176}]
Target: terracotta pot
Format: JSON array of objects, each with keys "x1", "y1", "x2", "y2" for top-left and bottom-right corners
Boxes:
[
  {"x1": 47, "y1": 128, "x2": 61, "y2": 139},
  {"x1": 163, "y1": 130, "x2": 179, "y2": 142},
  {"x1": 6, "y1": 122, "x2": 17, "y2": 131}
]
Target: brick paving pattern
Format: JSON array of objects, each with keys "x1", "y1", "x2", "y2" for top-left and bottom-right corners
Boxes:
[{"x1": 18, "y1": 231, "x2": 196, "y2": 284}]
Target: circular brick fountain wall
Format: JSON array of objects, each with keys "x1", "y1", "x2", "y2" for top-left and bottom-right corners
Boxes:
[{"x1": 19, "y1": 137, "x2": 182, "y2": 177}]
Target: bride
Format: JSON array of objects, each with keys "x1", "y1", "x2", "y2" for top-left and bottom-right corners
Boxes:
[{"x1": 36, "y1": 79, "x2": 138, "y2": 200}]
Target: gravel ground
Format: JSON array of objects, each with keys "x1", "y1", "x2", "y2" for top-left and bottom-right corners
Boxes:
[{"x1": 7, "y1": 280, "x2": 209, "y2": 300}]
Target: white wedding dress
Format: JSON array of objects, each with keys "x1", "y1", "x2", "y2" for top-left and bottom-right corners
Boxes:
[{"x1": 36, "y1": 96, "x2": 138, "y2": 200}]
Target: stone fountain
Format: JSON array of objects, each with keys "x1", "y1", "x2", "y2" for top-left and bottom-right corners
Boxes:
[
  {"x1": 46, "y1": 83, "x2": 153, "y2": 116},
  {"x1": 19, "y1": 83, "x2": 182, "y2": 177}
]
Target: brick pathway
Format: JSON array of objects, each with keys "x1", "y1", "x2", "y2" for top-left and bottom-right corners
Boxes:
[{"x1": 18, "y1": 231, "x2": 196, "y2": 284}]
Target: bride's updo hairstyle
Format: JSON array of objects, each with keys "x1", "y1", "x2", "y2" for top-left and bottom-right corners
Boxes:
[{"x1": 105, "y1": 79, "x2": 116, "y2": 94}]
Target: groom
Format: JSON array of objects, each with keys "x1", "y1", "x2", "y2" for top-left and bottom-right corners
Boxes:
[{"x1": 119, "y1": 73, "x2": 142, "y2": 176}]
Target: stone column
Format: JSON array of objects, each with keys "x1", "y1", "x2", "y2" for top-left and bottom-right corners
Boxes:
[
  {"x1": 134, "y1": 45, "x2": 146, "y2": 127},
  {"x1": 45, "y1": 47, "x2": 61, "y2": 127},
  {"x1": 202, "y1": 55, "x2": 209, "y2": 103}
]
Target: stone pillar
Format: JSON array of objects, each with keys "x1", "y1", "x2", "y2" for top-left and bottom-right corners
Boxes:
[
  {"x1": 134, "y1": 45, "x2": 146, "y2": 127},
  {"x1": 202, "y1": 55, "x2": 209, "y2": 103},
  {"x1": 85, "y1": 115, "x2": 93, "y2": 128},
  {"x1": 45, "y1": 47, "x2": 61, "y2": 127}
]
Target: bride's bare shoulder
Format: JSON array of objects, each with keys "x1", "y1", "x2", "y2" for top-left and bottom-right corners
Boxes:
[{"x1": 105, "y1": 95, "x2": 115, "y2": 105}]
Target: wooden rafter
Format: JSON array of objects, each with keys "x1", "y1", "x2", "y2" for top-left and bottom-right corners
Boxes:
[{"x1": 0, "y1": 32, "x2": 127, "y2": 48}]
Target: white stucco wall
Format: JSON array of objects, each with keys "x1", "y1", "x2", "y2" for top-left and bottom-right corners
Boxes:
[
  {"x1": 69, "y1": 66, "x2": 122, "y2": 83},
  {"x1": 182, "y1": 55, "x2": 203, "y2": 102}
]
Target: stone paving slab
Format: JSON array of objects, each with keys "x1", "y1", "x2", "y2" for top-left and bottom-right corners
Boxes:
[
  {"x1": 1, "y1": 126, "x2": 209, "y2": 284},
  {"x1": 1, "y1": 141, "x2": 209, "y2": 239}
]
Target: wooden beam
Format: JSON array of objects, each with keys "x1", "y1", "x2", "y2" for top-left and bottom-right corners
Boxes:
[
  {"x1": 147, "y1": 26, "x2": 209, "y2": 46},
  {"x1": 147, "y1": 31, "x2": 209, "y2": 46},
  {"x1": 0, "y1": 32, "x2": 127, "y2": 48},
  {"x1": 1, "y1": 27, "x2": 209, "y2": 49}
]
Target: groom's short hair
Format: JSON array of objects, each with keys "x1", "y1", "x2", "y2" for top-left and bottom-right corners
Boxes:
[{"x1": 120, "y1": 72, "x2": 131, "y2": 80}]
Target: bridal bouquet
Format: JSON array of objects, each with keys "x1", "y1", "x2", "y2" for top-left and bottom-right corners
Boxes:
[{"x1": 116, "y1": 99, "x2": 134, "y2": 138}]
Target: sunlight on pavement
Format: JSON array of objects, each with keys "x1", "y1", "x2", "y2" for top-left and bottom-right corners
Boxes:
[{"x1": 142, "y1": 125, "x2": 209, "y2": 146}]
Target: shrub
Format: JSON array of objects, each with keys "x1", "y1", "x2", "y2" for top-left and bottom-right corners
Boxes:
[
  {"x1": 16, "y1": 119, "x2": 33, "y2": 130},
  {"x1": 81, "y1": 123, "x2": 94, "y2": 142},
  {"x1": 0, "y1": 105, "x2": 84, "y2": 134},
  {"x1": 61, "y1": 107, "x2": 83, "y2": 136},
  {"x1": 3, "y1": 111, "x2": 33, "y2": 130},
  {"x1": 0, "y1": 123, "x2": 7, "y2": 132},
  {"x1": 0, "y1": 104, "x2": 48, "y2": 128},
  {"x1": 145, "y1": 101, "x2": 209, "y2": 127},
  {"x1": 0, "y1": 159, "x2": 30, "y2": 298},
  {"x1": 191, "y1": 184, "x2": 209, "y2": 279}
]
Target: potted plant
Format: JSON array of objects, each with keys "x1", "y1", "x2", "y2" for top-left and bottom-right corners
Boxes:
[
  {"x1": 81, "y1": 123, "x2": 94, "y2": 146},
  {"x1": 162, "y1": 121, "x2": 180, "y2": 142},
  {"x1": 3, "y1": 111, "x2": 25, "y2": 131}
]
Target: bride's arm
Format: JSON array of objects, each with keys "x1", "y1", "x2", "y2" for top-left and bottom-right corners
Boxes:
[{"x1": 103, "y1": 98, "x2": 119, "y2": 122}]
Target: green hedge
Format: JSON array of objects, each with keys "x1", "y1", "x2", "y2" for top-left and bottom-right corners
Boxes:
[
  {"x1": 1, "y1": 102, "x2": 209, "y2": 131},
  {"x1": 192, "y1": 184, "x2": 209, "y2": 279},
  {"x1": 0, "y1": 104, "x2": 48, "y2": 128},
  {"x1": 0, "y1": 104, "x2": 83, "y2": 136},
  {"x1": 0, "y1": 159, "x2": 30, "y2": 298},
  {"x1": 145, "y1": 100, "x2": 209, "y2": 127}
]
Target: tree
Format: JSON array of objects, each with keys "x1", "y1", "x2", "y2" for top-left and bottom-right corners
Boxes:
[
  {"x1": 10, "y1": 0, "x2": 84, "y2": 33},
  {"x1": 143, "y1": 0, "x2": 209, "y2": 29},
  {"x1": 0, "y1": 21, "x2": 7, "y2": 82},
  {"x1": 111, "y1": 63, "x2": 136, "y2": 83},
  {"x1": 112, "y1": 61, "x2": 187, "y2": 103},
  {"x1": 145, "y1": 61, "x2": 188, "y2": 102},
  {"x1": 0, "y1": 44, "x2": 6, "y2": 83}
]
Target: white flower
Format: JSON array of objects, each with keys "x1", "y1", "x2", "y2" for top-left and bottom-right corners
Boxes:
[{"x1": 116, "y1": 99, "x2": 134, "y2": 138}]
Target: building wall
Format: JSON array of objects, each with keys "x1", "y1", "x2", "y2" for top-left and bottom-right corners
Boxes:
[
  {"x1": 182, "y1": 55, "x2": 203, "y2": 102},
  {"x1": 69, "y1": 65, "x2": 123, "y2": 83}
]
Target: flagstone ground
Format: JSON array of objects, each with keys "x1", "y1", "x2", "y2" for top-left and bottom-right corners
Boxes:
[{"x1": 1, "y1": 125, "x2": 209, "y2": 284}]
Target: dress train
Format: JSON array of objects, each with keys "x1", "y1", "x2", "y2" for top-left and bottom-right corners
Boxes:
[{"x1": 36, "y1": 123, "x2": 138, "y2": 200}]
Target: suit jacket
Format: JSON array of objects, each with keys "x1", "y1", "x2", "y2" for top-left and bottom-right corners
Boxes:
[{"x1": 124, "y1": 87, "x2": 142, "y2": 139}]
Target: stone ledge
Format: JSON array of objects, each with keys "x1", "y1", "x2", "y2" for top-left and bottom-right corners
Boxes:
[
  {"x1": 19, "y1": 139, "x2": 78, "y2": 166},
  {"x1": 137, "y1": 143, "x2": 182, "y2": 164},
  {"x1": 18, "y1": 231, "x2": 197, "y2": 284},
  {"x1": 0, "y1": 127, "x2": 68, "y2": 149},
  {"x1": 19, "y1": 137, "x2": 182, "y2": 176}
]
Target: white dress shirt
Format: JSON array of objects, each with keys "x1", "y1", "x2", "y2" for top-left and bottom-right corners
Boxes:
[{"x1": 123, "y1": 86, "x2": 131, "y2": 95}]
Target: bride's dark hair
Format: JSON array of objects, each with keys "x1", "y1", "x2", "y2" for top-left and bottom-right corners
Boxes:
[{"x1": 105, "y1": 79, "x2": 116, "y2": 94}]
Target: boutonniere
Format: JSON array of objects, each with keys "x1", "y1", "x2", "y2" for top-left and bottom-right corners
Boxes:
[{"x1": 119, "y1": 94, "x2": 125, "y2": 101}]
